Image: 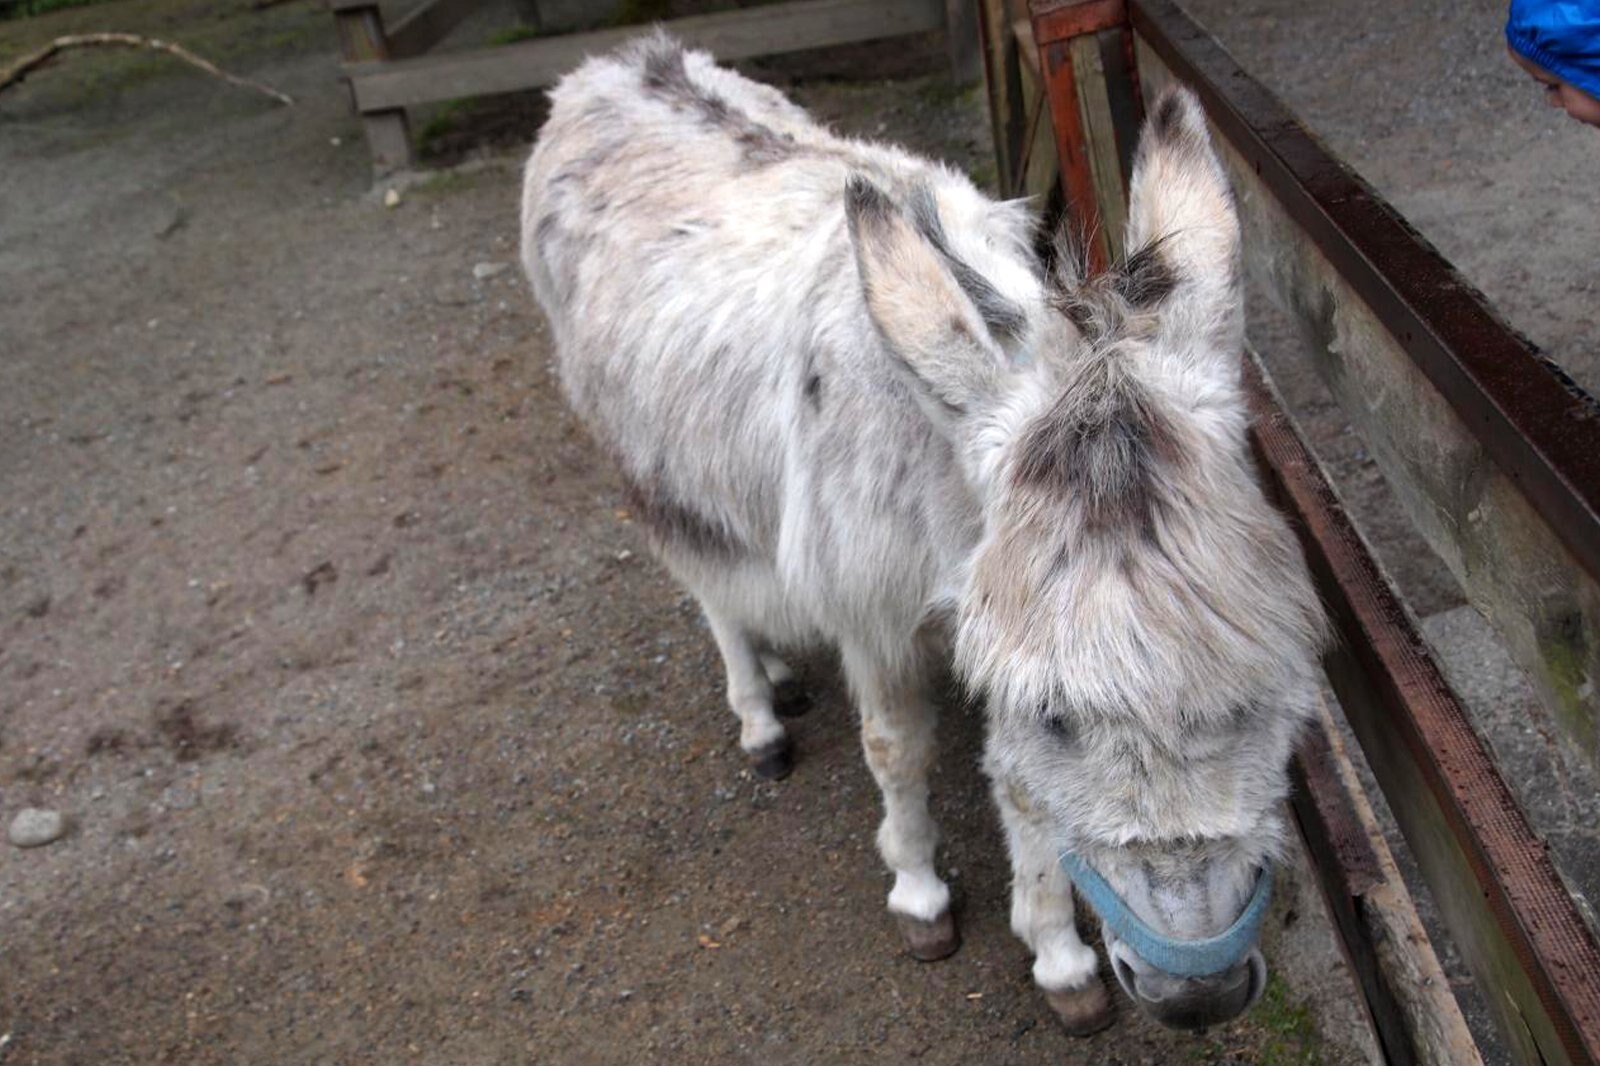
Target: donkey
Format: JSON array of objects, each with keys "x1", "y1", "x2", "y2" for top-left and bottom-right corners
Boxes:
[{"x1": 521, "y1": 32, "x2": 1328, "y2": 1034}]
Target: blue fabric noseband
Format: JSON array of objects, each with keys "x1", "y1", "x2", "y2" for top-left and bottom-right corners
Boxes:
[{"x1": 1059, "y1": 852, "x2": 1273, "y2": 978}]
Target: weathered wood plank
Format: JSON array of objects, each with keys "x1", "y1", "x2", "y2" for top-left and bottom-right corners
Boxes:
[
  {"x1": 1093, "y1": 24, "x2": 1141, "y2": 188},
  {"x1": 1012, "y1": 16, "x2": 1038, "y2": 75},
  {"x1": 387, "y1": 0, "x2": 489, "y2": 60},
  {"x1": 976, "y1": 0, "x2": 1024, "y2": 193},
  {"x1": 1066, "y1": 31, "x2": 1125, "y2": 260},
  {"x1": 1291, "y1": 638, "x2": 1485, "y2": 1066},
  {"x1": 1129, "y1": 2, "x2": 1600, "y2": 770},
  {"x1": 331, "y1": 0, "x2": 413, "y2": 172},
  {"x1": 363, "y1": 107, "x2": 414, "y2": 174},
  {"x1": 334, "y1": 2, "x2": 391, "y2": 64},
  {"x1": 1037, "y1": 36, "x2": 1105, "y2": 269},
  {"x1": 945, "y1": 0, "x2": 983, "y2": 84},
  {"x1": 1009, "y1": 18, "x2": 1060, "y2": 203},
  {"x1": 347, "y1": 0, "x2": 945, "y2": 112},
  {"x1": 1235, "y1": 334, "x2": 1600, "y2": 1066}
]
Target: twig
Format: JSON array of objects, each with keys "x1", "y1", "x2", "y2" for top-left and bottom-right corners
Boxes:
[{"x1": 0, "y1": 32, "x2": 293, "y2": 105}]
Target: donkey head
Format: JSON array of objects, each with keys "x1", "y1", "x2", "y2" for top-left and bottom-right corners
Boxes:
[{"x1": 847, "y1": 88, "x2": 1327, "y2": 1029}]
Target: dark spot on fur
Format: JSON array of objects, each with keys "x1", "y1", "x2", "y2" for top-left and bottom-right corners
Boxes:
[
  {"x1": 804, "y1": 373, "x2": 823, "y2": 410},
  {"x1": 1152, "y1": 90, "x2": 1188, "y2": 141},
  {"x1": 619, "y1": 470, "x2": 745, "y2": 560},
  {"x1": 1042, "y1": 704, "x2": 1078, "y2": 745},
  {"x1": 1060, "y1": 299, "x2": 1096, "y2": 336},
  {"x1": 1113, "y1": 241, "x2": 1177, "y2": 308},
  {"x1": 534, "y1": 213, "x2": 560, "y2": 252},
  {"x1": 640, "y1": 37, "x2": 793, "y2": 166},
  {"x1": 1050, "y1": 238, "x2": 1178, "y2": 340},
  {"x1": 906, "y1": 184, "x2": 1027, "y2": 341},
  {"x1": 1142, "y1": 88, "x2": 1212, "y2": 166},
  {"x1": 735, "y1": 125, "x2": 796, "y2": 165},
  {"x1": 1013, "y1": 364, "x2": 1179, "y2": 530},
  {"x1": 640, "y1": 43, "x2": 701, "y2": 105},
  {"x1": 845, "y1": 176, "x2": 894, "y2": 234}
]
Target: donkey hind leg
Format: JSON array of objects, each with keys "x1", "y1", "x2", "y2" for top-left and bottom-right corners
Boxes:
[
  {"x1": 759, "y1": 650, "x2": 811, "y2": 719},
  {"x1": 994, "y1": 778, "x2": 1114, "y2": 1035},
  {"x1": 702, "y1": 604, "x2": 792, "y2": 780},
  {"x1": 758, "y1": 651, "x2": 794, "y2": 686},
  {"x1": 840, "y1": 637, "x2": 958, "y2": 961}
]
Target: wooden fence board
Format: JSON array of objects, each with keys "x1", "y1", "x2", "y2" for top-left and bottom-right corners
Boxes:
[
  {"x1": 347, "y1": 0, "x2": 945, "y2": 112},
  {"x1": 387, "y1": 0, "x2": 487, "y2": 60},
  {"x1": 1291, "y1": 693, "x2": 1484, "y2": 1066}
]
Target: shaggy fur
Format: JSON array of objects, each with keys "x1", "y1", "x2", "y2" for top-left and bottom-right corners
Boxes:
[{"x1": 521, "y1": 32, "x2": 1327, "y2": 1019}]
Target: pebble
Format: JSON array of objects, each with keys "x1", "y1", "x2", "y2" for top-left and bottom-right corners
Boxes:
[
  {"x1": 9, "y1": 808, "x2": 66, "y2": 848},
  {"x1": 473, "y1": 261, "x2": 509, "y2": 281}
]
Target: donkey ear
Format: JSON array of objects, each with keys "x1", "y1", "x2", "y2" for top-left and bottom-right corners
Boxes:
[
  {"x1": 1124, "y1": 88, "x2": 1241, "y2": 341},
  {"x1": 846, "y1": 177, "x2": 1009, "y2": 425}
]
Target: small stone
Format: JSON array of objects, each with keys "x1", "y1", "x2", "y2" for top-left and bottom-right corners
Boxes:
[
  {"x1": 473, "y1": 261, "x2": 509, "y2": 281},
  {"x1": 330, "y1": 136, "x2": 343, "y2": 147},
  {"x1": 383, "y1": 188, "x2": 402, "y2": 209},
  {"x1": 9, "y1": 808, "x2": 66, "y2": 848}
]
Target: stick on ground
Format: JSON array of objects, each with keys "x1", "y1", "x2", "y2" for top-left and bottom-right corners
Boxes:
[{"x1": 0, "y1": 32, "x2": 294, "y2": 105}]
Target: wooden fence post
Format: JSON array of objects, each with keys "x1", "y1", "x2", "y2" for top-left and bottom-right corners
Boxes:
[
  {"x1": 331, "y1": 0, "x2": 413, "y2": 174},
  {"x1": 1027, "y1": 0, "x2": 1142, "y2": 272},
  {"x1": 945, "y1": 0, "x2": 983, "y2": 84}
]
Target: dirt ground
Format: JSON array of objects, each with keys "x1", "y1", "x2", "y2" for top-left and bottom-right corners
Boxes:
[{"x1": 1, "y1": 0, "x2": 1592, "y2": 1064}]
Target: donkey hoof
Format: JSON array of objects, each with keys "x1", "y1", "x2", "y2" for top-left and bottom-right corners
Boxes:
[
  {"x1": 895, "y1": 910, "x2": 960, "y2": 961},
  {"x1": 749, "y1": 738, "x2": 793, "y2": 780},
  {"x1": 772, "y1": 679, "x2": 812, "y2": 719},
  {"x1": 1043, "y1": 980, "x2": 1114, "y2": 1037}
]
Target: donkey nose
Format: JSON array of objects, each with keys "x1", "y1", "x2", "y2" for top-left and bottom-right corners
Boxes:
[{"x1": 1113, "y1": 946, "x2": 1266, "y2": 1031}]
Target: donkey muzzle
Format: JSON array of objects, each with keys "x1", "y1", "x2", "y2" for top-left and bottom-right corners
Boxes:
[
  {"x1": 1059, "y1": 851, "x2": 1274, "y2": 1030},
  {"x1": 1110, "y1": 940, "x2": 1266, "y2": 1030}
]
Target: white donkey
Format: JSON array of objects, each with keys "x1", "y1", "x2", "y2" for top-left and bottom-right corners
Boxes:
[{"x1": 521, "y1": 32, "x2": 1327, "y2": 1034}]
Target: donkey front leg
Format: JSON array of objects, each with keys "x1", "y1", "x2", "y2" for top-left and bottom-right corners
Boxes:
[
  {"x1": 840, "y1": 639, "x2": 957, "y2": 961},
  {"x1": 994, "y1": 777, "x2": 1113, "y2": 1035}
]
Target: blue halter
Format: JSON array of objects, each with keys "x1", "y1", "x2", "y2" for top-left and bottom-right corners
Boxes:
[{"x1": 1059, "y1": 852, "x2": 1273, "y2": 978}]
